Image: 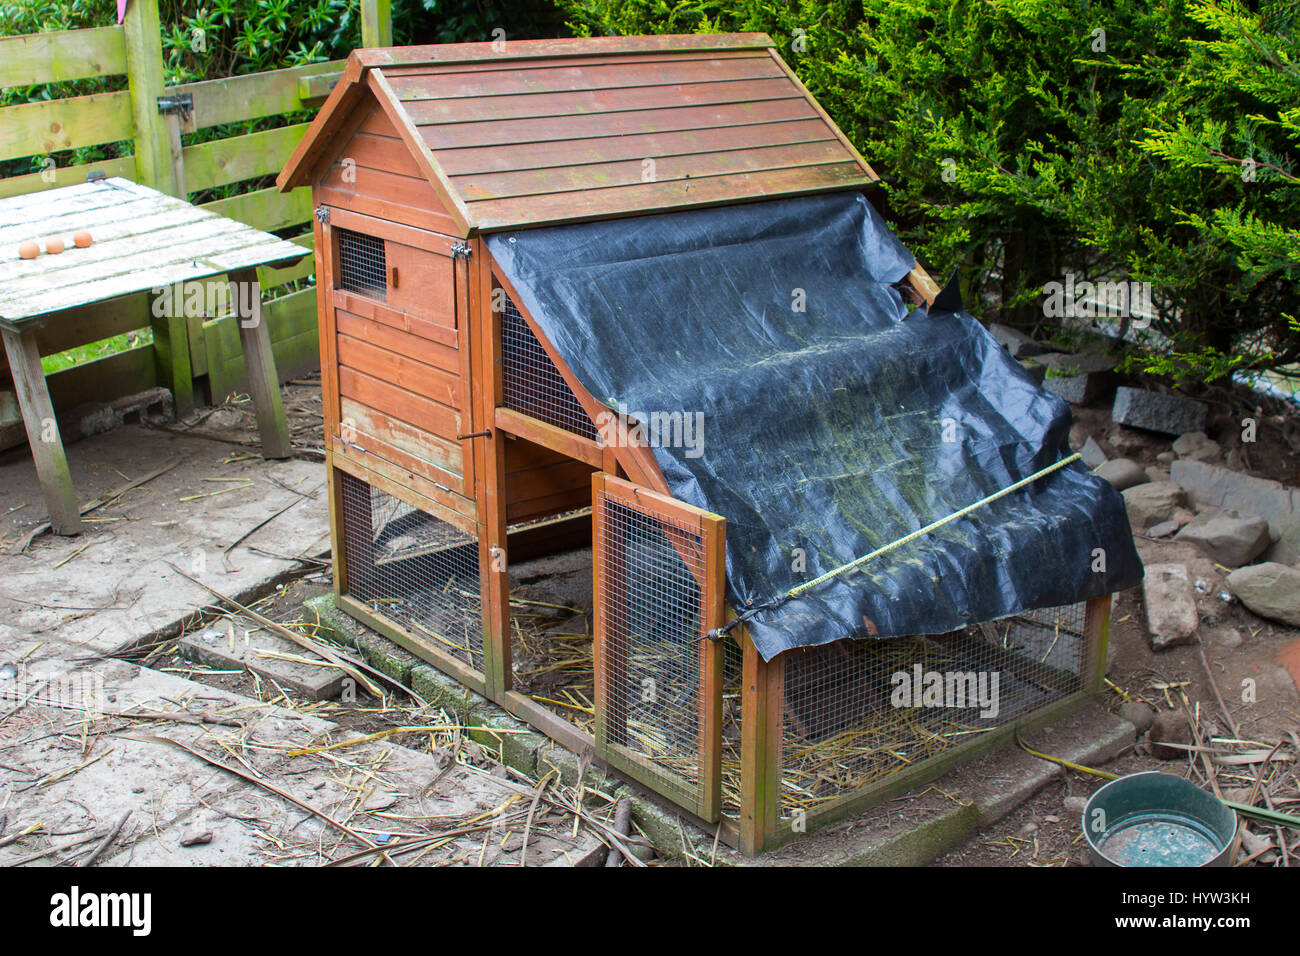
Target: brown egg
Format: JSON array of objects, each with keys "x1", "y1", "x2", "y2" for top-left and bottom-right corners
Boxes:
[
  {"x1": 18, "y1": 240, "x2": 39, "y2": 259},
  {"x1": 73, "y1": 231, "x2": 93, "y2": 248},
  {"x1": 46, "y1": 238, "x2": 65, "y2": 255}
]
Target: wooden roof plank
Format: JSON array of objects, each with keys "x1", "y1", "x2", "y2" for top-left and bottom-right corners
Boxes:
[
  {"x1": 466, "y1": 162, "x2": 870, "y2": 232},
  {"x1": 452, "y1": 140, "x2": 854, "y2": 202},
  {"x1": 356, "y1": 34, "x2": 774, "y2": 68},
  {"x1": 376, "y1": 48, "x2": 762, "y2": 79},
  {"x1": 431, "y1": 118, "x2": 837, "y2": 176},
  {"x1": 418, "y1": 98, "x2": 820, "y2": 152},
  {"x1": 394, "y1": 77, "x2": 799, "y2": 126},
  {"x1": 386, "y1": 54, "x2": 781, "y2": 100}
]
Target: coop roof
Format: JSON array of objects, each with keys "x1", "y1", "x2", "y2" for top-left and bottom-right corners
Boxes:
[
  {"x1": 486, "y1": 191, "x2": 1144, "y2": 660},
  {"x1": 277, "y1": 34, "x2": 878, "y2": 236}
]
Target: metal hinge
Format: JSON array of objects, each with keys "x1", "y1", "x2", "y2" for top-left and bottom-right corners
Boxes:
[
  {"x1": 156, "y1": 92, "x2": 194, "y2": 120},
  {"x1": 314, "y1": 205, "x2": 330, "y2": 224},
  {"x1": 450, "y1": 242, "x2": 472, "y2": 259}
]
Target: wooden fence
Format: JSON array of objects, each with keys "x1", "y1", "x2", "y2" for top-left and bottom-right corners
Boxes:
[{"x1": 0, "y1": 0, "x2": 393, "y2": 450}]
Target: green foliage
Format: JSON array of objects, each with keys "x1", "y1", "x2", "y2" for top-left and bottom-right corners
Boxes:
[{"x1": 561, "y1": 0, "x2": 1300, "y2": 384}]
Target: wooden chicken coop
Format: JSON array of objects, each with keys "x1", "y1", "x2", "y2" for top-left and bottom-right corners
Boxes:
[{"x1": 278, "y1": 34, "x2": 1140, "y2": 855}]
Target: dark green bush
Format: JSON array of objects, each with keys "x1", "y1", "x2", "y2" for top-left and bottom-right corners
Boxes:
[{"x1": 562, "y1": 0, "x2": 1299, "y2": 383}]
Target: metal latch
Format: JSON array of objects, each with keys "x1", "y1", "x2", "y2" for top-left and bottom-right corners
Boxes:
[
  {"x1": 450, "y1": 242, "x2": 472, "y2": 259},
  {"x1": 314, "y1": 205, "x2": 330, "y2": 224},
  {"x1": 156, "y1": 92, "x2": 194, "y2": 120}
]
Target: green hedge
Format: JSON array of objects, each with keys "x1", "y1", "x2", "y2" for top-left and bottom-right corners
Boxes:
[{"x1": 562, "y1": 0, "x2": 1299, "y2": 385}]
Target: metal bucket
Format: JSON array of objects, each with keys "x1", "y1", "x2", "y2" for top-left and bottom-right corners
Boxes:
[{"x1": 1082, "y1": 771, "x2": 1238, "y2": 867}]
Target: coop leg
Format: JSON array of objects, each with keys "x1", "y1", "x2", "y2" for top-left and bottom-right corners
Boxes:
[
  {"x1": 230, "y1": 266, "x2": 291, "y2": 459},
  {"x1": 593, "y1": 474, "x2": 630, "y2": 748},
  {"x1": 1084, "y1": 594, "x2": 1113, "y2": 693},
  {"x1": 739, "y1": 633, "x2": 783, "y2": 856}
]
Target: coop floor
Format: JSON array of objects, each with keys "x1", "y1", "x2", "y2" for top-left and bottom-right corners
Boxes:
[{"x1": 504, "y1": 548, "x2": 1091, "y2": 824}]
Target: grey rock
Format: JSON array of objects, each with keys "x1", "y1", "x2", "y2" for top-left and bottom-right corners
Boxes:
[
  {"x1": 990, "y1": 323, "x2": 1051, "y2": 358},
  {"x1": 1174, "y1": 509, "x2": 1271, "y2": 568},
  {"x1": 1107, "y1": 425, "x2": 1157, "y2": 457},
  {"x1": 1034, "y1": 352, "x2": 1119, "y2": 405},
  {"x1": 1119, "y1": 701, "x2": 1157, "y2": 734},
  {"x1": 1142, "y1": 563, "x2": 1199, "y2": 650},
  {"x1": 1148, "y1": 710, "x2": 1192, "y2": 760},
  {"x1": 1080, "y1": 435, "x2": 1108, "y2": 469},
  {"x1": 1019, "y1": 361, "x2": 1047, "y2": 385},
  {"x1": 1225, "y1": 562, "x2": 1300, "y2": 628},
  {"x1": 1145, "y1": 466, "x2": 1170, "y2": 483},
  {"x1": 1147, "y1": 519, "x2": 1180, "y2": 538},
  {"x1": 1094, "y1": 458, "x2": 1149, "y2": 491},
  {"x1": 1063, "y1": 795, "x2": 1088, "y2": 814},
  {"x1": 1122, "y1": 482, "x2": 1188, "y2": 529},
  {"x1": 1172, "y1": 431, "x2": 1222, "y2": 462},
  {"x1": 1156, "y1": 451, "x2": 1177, "y2": 464},
  {"x1": 1170, "y1": 459, "x2": 1300, "y2": 563},
  {"x1": 1112, "y1": 387, "x2": 1208, "y2": 436}
]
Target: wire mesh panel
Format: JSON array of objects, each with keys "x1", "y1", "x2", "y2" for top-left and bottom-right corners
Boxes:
[
  {"x1": 593, "y1": 474, "x2": 724, "y2": 820},
  {"x1": 500, "y1": 293, "x2": 599, "y2": 440},
  {"x1": 338, "y1": 470, "x2": 484, "y2": 672},
  {"x1": 774, "y1": 602, "x2": 1091, "y2": 824},
  {"x1": 336, "y1": 228, "x2": 387, "y2": 300}
]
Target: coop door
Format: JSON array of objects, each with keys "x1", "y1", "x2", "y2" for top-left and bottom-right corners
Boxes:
[
  {"x1": 324, "y1": 208, "x2": 474, "y2": 504},
  {"x1": 592, "y1": 473, "x2": 726, "y2": 822}
]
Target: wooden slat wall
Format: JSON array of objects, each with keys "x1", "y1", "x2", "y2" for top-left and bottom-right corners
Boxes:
[
  {"x1": 504, "y1": 437, "x2": 596, "y2": 524},
  {"x1": 377, "y1": 48, "x2": 873, "y2": 230},
  {"x1": 314, "y1": 104, "x2": 458, "y2": 234}
]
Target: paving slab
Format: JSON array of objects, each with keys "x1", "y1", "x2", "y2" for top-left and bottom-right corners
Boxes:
[
  {"x1": 0, "y1": 424, "x2": 331, "y2": 656},
  {"x1": 179, "y1": 615, "x2": 346, "y2": 700}
]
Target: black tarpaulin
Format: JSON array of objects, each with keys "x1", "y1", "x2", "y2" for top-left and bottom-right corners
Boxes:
[{"x1": 486, "y1": 192, "x2": 1143, "y2": 661}]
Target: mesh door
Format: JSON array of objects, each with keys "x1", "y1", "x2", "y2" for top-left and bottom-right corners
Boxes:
[
  {"x1": 593, "y1": 474, "x2": 724, "y2": 820},
  {"x1": 500, "y1": 293, "x2": 599, "y2": 440},
  {"x1": 336, "y1": 228, "x2": 387, "y2": 300},
  {"x1": 338, "y1": 471, "x2": 485, "y2": 672}
]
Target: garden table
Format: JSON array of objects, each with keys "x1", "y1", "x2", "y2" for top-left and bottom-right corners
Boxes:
[{"x1": 0, "y1": 177, "x2": 308, "y2": 534}]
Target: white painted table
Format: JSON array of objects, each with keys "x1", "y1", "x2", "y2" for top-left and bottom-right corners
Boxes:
[{"x1": 0, "y1": 177, "x2": 308, "y2": 535}]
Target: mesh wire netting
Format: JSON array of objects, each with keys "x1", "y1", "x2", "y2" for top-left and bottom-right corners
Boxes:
[
  {"x1": 595, "y1": 494, "x2": 707, "y2": 807},
  {"x1": 759, "y1": 602, "x2": 1088, "y2": 821},
  {"x1": 338, "y1": 471, "x2": 484, "y2": 671},
  {"x1": 336, "y1": 228, "x2": 387, "y2": 301},
  {"x1": 500, "y1": 293, "x2": 599, "y2": 440}
]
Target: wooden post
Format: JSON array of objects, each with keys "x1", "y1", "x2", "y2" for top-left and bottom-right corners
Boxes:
[
  {"x1": 698, "y1": 513, "x2": 727, "y2": 822},
  {"x1": 122, "y1": 0, "x2": 177, "y2": 195},
  {"x1": 359, "y1": 0, "x2": 393, "y2": 48},
  {"x1": 1, "y1": 327, "x2": 82, "y2": 535},
  {"x1": 150, "y1": 285, "x2": 194, "y2": 417},
  {"x1": 229, "y1": 266, "x2": 291, "y2": 459},
  {"x1": 739, "y1": 632, "x2": 782, "y2": 856},
  {"x1": 475, "y1": 252, "x2": 511, "y2": 698},
  {"x1": 1085, "y1": 594, "x2": 1113, "y2": 693}
]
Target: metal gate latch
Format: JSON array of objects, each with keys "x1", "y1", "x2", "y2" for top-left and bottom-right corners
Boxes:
[
  {"x1": 156, "y1": 92, "x2": 194, "y2": 121},
  {"x1": 450, "y1": 242, "x2": 472, "y2": 259}
]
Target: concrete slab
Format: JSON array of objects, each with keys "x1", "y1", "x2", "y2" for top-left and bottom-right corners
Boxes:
[
  {"x1": 179, "y1": 615, "x2": 346, "y2": 700},
  {"x1": 0, "y1": 424, "x2": 330, "y2": 656}
]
